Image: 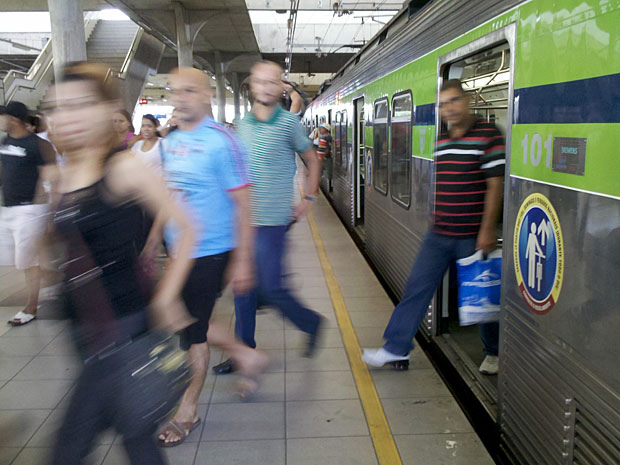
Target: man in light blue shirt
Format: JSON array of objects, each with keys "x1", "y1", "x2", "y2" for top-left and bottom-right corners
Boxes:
[
  {"x1": 163, "y1": 115, "x2": 249, "y2": 258},
  {"x1": 152, "y1": 68, "x2": 267, "y2": 447}
]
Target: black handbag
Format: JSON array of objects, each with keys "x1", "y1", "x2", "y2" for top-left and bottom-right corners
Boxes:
[{"x1": 113, "y1": 329, "x2": 191, "y2": 433}]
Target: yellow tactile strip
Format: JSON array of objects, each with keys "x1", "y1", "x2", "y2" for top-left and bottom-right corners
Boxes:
[{"x1": 307, "y1": 209, "x2": 403, "y2": 465}]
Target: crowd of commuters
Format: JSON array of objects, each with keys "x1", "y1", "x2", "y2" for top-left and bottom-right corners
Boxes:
[
  {"x1": 0, "y1": 60, "x2": 324, "y2": 464},
  {"x1": 0, "y1": 59, "x2": 502, "y2": 464}
]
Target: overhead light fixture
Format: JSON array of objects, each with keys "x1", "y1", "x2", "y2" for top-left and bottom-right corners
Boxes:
[{"x1": 276, "y1": 9, "x2": 287, "y2": 14}]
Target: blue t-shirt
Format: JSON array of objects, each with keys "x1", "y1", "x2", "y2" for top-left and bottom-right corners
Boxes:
[
  {"x1": 161, "y1": 116, "x2": 249, "y2": 258},
  {"x1": 236, "y1": 106, "x2": 312, "y2": 226}
]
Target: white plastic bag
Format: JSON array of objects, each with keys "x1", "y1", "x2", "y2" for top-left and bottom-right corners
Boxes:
[{"x1": 456, "y1": 249, "x2": 502, "y2": 326}]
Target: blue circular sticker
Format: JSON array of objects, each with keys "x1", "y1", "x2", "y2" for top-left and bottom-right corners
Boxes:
[{"x1": 513, "y1": 193, "x2": 564, "y2": 314}]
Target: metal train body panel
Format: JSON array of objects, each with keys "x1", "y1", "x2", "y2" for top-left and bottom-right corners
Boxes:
[{"x1": 304, "y1": 0, "x2": 620, "y2": 463}]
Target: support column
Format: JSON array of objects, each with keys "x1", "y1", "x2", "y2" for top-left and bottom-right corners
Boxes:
[
  {"x1": 48, "y1": 0, "x2": 87, "y2": 81},
  {"x1": 173, "y1": 2, "x2": 193, "y2": 68},
  {"x1": 232, "y1": 73, "x2": 240, "y2": 123},
  {"x1": 242, "y1": 88, "x2": 250, "y2": 116},
  {"x1": 214, "y1": 51, "x2": 226, "y2": 123}
]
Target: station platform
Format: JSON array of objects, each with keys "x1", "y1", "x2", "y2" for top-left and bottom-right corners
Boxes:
[{"x1": 0, "y1": 192, "x2": 493, "y2": 465}]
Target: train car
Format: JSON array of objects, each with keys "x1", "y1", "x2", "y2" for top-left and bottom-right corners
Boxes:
[{"x1": 304, "y1": 0, "x2": 620, "y2": 463}]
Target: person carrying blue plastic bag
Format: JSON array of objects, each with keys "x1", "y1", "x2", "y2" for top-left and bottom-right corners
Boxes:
[
  {"x1": 456, "y1": 249, "x2": 502, "y2": 326},
  {"x1": 361, "y1": 79, "x2": 503, "y2": 375}
]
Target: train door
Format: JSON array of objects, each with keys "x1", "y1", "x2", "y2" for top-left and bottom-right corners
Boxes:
[
  {"x1": 354, "y1": 97, "x2": 365, "y2": 226},
  {"x1": 434, "y1": 36, "x2": 513, "y2": 416}
]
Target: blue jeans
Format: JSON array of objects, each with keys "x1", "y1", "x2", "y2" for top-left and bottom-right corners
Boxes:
[
  {"x1": 234, "y1": 225, "x2": 321, "y2": 348},
  {"x1": 383, "y1": 231, "x2": 499, "y2": 356}
]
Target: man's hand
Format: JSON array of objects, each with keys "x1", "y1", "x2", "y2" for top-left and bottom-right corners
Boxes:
[
  {"x1": 292, "y1": 198, "x2": 313, "y2": 221},
  {"x1": 227, "y1": 256, "x2": 255, "y2": 295},
  {"x1": 476, "y1": 227, "x2": 497, "y2": 255},
  {"x1": 150, "y1": 296, "x2": 196, "y2": 332}
]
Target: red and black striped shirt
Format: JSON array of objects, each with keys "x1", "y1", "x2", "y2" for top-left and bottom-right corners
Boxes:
[{"x1": 433, "y1": 119, "x2": 505, "y2": 237}]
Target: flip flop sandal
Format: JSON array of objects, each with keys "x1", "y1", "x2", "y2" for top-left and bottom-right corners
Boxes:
[
  {"x1": 158, "y1": 418, "x2": 201, "y2": 448},
  {"x1": 8, "y1": 311, "x2": 36, "y2": 326}
]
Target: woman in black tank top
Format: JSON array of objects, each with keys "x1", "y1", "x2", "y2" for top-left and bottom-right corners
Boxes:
[{"x1": 46, "y1": 63, "x2": 196, "y2": 465}]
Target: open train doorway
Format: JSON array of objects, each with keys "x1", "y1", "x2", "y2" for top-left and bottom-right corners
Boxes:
[{"x1": 354, "y1": 97, "x2": 365, "y2": 228}]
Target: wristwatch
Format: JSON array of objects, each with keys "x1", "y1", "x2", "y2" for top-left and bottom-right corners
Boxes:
[{"x1": 304, "y1": 195, "x2": 317, "y2": 202}]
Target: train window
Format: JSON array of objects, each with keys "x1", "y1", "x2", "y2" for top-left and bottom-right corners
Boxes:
[
  {"x1": 336, "y1": 110, "x2": 348, "y2": 174},
  {"x1": 448, "y1": 43, "x2": 510, "y2": 133},
  {"x1": 373, "y1": 98, "x2": 389, "y2": 194},
  {"x1": 390, "y1": 92, "x2": 412, "y2": 208},
  {"x1": 334, "y1": 112, "x2": 341, "y2": 172}
]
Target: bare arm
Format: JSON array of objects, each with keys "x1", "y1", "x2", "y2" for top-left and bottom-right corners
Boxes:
[
  {"x1": 289, "y1": 90, "x2": 303, "y2": 115},
  {"x1": 301, "y1": 147, "x2": 321, "y2": 196},
  {"x1": 227, "y1": 186, "x2": 254, "y2": 295},
  {"x1": 36, "y1": 139, "x2": 58, "y2": 202},
  {"x1": 293, "y1": 147, "x2": 321, "y2": 220},
  {"x1": 477, "y1": 176, "x2": 504, "y2": 253},
  {"x1": 283, "y1": 82, "x2": 304, "y2": 115},
  {"x1": 107, "y1": 153, "x2": 196, "y2": 327}
]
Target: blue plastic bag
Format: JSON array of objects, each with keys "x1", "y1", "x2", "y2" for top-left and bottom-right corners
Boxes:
[{"x1": 456, "y1": 249, "x2": 502, "y2": 326}]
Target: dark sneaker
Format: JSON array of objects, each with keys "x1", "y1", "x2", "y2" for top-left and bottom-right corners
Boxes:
[
  {"x1": 303, "y1": 315, "x2": 325, "y2": 358},
  {"x1": 212, "y1": 358, "x2": 236, "y2": 375}
]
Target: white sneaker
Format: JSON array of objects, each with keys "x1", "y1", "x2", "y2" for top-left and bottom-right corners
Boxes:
[
  {"x1": 479, "y1": 355, "x2": 499, "y2": 375},
  {"x1": 362, "y1": 348, "x2": 410, "y2": 367}
]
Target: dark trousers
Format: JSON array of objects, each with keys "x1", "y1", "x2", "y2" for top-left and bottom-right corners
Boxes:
[
  {"x1": 383, "y1": 231, "x2": 499, "y2": 356},
  {"x1": 234, "y1": 225, "x2": 320, "y2": 348},
  {"x1": 51, "y1": 343, "x2": 165, "y2": 465}
]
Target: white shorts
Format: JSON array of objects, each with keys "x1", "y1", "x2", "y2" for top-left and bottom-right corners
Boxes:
[{"x1": 0, "y1": 204, "x2": 49, "y2": 270}]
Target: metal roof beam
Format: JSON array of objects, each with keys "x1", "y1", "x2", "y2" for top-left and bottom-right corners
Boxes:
[{"x1": 245, "y1": 0, "x2": 405, "y2": 11}]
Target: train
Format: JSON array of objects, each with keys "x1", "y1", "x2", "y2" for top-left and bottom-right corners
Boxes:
[{"x1": 303, "y1": 0, "x2": 620, "y2": 463}]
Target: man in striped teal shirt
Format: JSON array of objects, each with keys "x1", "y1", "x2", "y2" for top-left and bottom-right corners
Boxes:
[{"x1": 215, "y1": 61, "x2": 323, "y2": 374}]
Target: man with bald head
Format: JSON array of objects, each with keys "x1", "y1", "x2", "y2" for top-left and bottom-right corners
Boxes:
[{"x1": 153, "y1": 67, "x2": 261, "y2": 446}]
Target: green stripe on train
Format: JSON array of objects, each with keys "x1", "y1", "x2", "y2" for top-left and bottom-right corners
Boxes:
[
  {"x1": 312, "y1": 0, "x2": 620, "y2": 196},
  {"x1": 510, "y1": 124, "x2": 620, "y2": 198}
]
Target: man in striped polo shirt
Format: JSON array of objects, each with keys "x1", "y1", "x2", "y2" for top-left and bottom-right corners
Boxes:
[
  {"x1": 214, "y1": 61, "x2": 323, "y2": 375},
  {"x1": 363, "y1": 79, "x2": 504, "y2": 375}
]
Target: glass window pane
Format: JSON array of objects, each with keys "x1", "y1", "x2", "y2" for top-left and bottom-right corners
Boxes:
[
  {"x1": 334, "y1": 113, "x2": 341, "y2": 170},
  {"x1": 373, "y1": 123, "x2": 388, "y2": 193},
  {"x1": 455, "y1": 43, "x2": 510, "y2": 133},
  {"x1": 336, "y1": 111, "x2": 347, "y2": 172},
  {"x1": 375, "y1": 100, "x2": 388, "y2": 120},
  {"x1": 390, "y1": 93, "x2": 411, "y2": 207},
  {"x1": 392, "y1": 94, "x2": 412, "y2": 119},
  {"x1": 390, "y1": 121, "x2": 411, "y2": 206}
]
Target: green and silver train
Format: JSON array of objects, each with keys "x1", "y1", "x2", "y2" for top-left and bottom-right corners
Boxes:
[{"x1": 304, "y1": 0, "x2": 620, "y2": 463}]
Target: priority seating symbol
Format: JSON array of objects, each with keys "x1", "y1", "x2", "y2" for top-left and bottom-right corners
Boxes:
[{"x1": 513, "y1": 193, "x2": 564, "y2": 314}]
